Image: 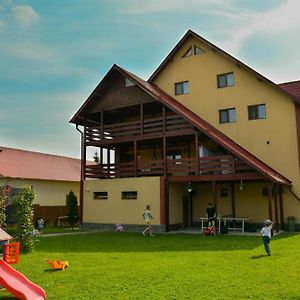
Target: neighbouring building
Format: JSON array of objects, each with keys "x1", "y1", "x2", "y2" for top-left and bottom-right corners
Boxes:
[
  {"x1": 0, "y1": 147, "x2": 81, "y2": 225},
  {"x1": 70, "y1": 30, "x2": 300, "y2": 232}
]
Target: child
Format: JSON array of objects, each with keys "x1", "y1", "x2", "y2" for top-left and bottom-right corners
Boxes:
[
  {"x1": 142, "y1": 205, "x2": 154, "y2": 236},
  {"x1": 261, "y1": 219, "x2": 273, "y2": 256},
  {"x1": 36, "y1": 217, "x2": 44, "y2": 232},
  {"x1": 115, "y1": 224, "x2": 124, "y2": 232}
]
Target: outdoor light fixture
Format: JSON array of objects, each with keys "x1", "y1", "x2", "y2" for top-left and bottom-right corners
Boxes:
[
  {"x1": 187, "y1": 182, "x2": 192, "y2": 193},
  {"x1": 239, "y1": 179, "x2": 243, "y2": 191}
]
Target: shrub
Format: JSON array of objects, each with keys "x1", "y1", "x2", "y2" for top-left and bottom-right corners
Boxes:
[
  {"x1": 66, "y1": 191, "x2": 79, "y2": 227},
  {"x1": 15, "y1": 185, "x2": 36, "y2": 253}
]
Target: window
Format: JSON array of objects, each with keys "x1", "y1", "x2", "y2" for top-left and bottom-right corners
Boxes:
[
  {"x1": 94, "y1": 192, "x2": 108, "y2": 200},
  {"x1": 248, "y1": 104, "x2": 266, "y2": 120},
  {"x1": 217, "y1": 72, "x2": 234, "y2": 88},
  {"x1": 175, "y1": 81, "x2": 189, "y2": 95},
  {"x1": 182, "y1": 47, "x2": 192, "y2": 58},
  {"x1": 194, "y1": 45, "x2": 205, "y2": 56},
  {"x1": 219, "y1": 108, "x2": 236, "y2": 123},
  {"x1": 125, "y1": 78, "x2": 135, "y2": 87},
  {"x1": 122, "y1": 191, "x2": 137, "y2": 200}
]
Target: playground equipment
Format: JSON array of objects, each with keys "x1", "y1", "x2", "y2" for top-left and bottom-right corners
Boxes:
[
  {"x1": 3, "y1": 241, "x2": 20, "y2": 264},
  {"x1": 0, "y1": 258, "x2": 47, "y2": 300},
  {"x1": 47, "y1": 259, "x2": 69, "y2": 270}
]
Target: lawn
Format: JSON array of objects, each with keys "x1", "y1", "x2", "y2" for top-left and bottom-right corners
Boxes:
[{"x1": 1, "y1": 232, "x2": 300, "y2": 299}]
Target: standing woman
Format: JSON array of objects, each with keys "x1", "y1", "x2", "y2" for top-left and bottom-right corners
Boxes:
[{"x1": 142, "y1": 205, "x2": 154, "y2": 236}]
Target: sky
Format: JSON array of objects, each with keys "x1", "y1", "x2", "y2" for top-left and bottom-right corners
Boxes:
[{"x1": 1, "y1": 0, "x2": 300, "y2": 159}]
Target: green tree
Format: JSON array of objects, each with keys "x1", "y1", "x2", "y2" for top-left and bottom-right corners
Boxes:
[
  {"x1": 16, "y1": 185, "x2": 36, "y2": 253},
  {"x1": 66, "y1": 191, "x2": 79, "y2": 227},
  {"x1": 0, "y1": 185, "x2": 11, "y2": 230}
]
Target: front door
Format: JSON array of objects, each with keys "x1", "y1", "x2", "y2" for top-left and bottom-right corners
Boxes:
[{"x1": 182, "y1": 194, "x2": 193, "y2": 228}]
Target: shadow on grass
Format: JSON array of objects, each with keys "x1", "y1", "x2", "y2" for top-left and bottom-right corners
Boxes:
[
  {"x1": 32, "y1": 231, "x2": 271, "y2": 253},
  {"x1": 250, "y1": 254, "x2": 268, "y2": 259}
]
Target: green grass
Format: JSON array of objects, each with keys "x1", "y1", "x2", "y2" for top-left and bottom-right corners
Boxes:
[{"x1": 1, "y1": 232, "x2": 300, "y2": 299}]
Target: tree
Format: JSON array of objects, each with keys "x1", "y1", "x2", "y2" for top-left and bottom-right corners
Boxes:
[
  {"x1": 66, "y1": 191, "x2": 79, "y2": 227},
  {"x1": 0, "y1": 185, "x2": 11, "y2": 230},
  {"x1": 15, "y1": 185, "x2": 36, "y2": 253}
]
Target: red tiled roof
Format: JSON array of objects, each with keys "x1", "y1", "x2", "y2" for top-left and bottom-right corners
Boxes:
[
  {"x1": 117, "y1": 65, "x2": 291, "y2": 185},
  {"x1": 70, "y1": 65, "x2": 291, "y2": 185},
  {"x1": 279, "y1": 80, "x2": 300, "y2": 100},
  {"x1": 0, "y1": 147, "x2": 81, "y2": 182}
]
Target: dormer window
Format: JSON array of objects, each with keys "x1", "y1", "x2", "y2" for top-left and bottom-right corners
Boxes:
[
  {"x1": 175, "y1": 81, "x2": 189, "y2": 95},
  {"x1": 194, "y1": 45, "x2": 205, "y2": 56},
  {"x1": 182, "y1": 45, "x2": 205, "y2": 58},
  {"x1": 182, "y1": 47, "x2": 192, "y2": 58},
  {"x1": 125, "y1": 78, "x2": 135, "y2": 87}
]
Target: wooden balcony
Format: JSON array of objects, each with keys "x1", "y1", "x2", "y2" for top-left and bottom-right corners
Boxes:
[
  {"x1": 85, "y1": 114, "x2": 194, "y2": 145},
  {"x1": 85, "y1": 155, "x2": 255, "y2": 179}
]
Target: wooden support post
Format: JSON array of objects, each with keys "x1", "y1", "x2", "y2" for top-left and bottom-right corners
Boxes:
[
  {"x1": 195, "y1": 133, "x2": 200, "y2": 175},
  {"x1": 100, "y1": 111, "x2": 104, "y2": 140},
  {"x1": 268, "y1": 182, "x2": 273, "y2": 222},
  {"x1": 274, "y1": 184, "x2": 279, "y2": 233},
  {"x1": 140, "y1": 103, "x2": 144, "y2": 135},
  {"x1": 279, "y1": 185, "x2": 284, "y2": 230},
  {"x1": 231, "y1": 182, "x2": 236, "y2": 217},
  {"x1": 107, "y1": 145, "x2": 110, "y2": 179},
  {"x1": 134, "y1": 140, "x2": 138, "y2": 177},
  {"x1": 163, "y1": 136, "x2": 167, "y2": 176},
  {"x1": 212, "y1": 181, "x2": 217, "y2": 213},
  {"x1": 160, "y1": 177, "x2": 169, "y2": 232},
  {"x1": 162, "y1": 106, "x2": 166, "y2": 132}
]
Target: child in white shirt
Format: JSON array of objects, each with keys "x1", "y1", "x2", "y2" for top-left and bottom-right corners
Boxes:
[{"x1": 261, "y1": 219, "x2": 273, "y2": 256}]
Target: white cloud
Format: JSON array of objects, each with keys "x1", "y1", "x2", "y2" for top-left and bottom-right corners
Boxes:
[
  {"x1": 12, "y1": 5, "x2": 39, "y2": 28},
  {"x1": 220, "y1": 0, "x2": 300, "y2": 54}
]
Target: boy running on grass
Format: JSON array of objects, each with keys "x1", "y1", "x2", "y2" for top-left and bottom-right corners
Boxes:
[
  {"x1": 261, "y1": 219, "x2": 273, "y2": 256},
  {"x1": 142, "y1": 205, "x2": 154, "y2": 236}
]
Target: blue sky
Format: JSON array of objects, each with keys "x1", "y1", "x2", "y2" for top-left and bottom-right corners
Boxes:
[{"x1": 1, "y1": 0, "x2": 300, "y2": 159}]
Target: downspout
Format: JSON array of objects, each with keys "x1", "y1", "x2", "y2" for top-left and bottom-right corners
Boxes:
[
  {"x1": 76, "y1": 125, "x2": 85, "y2": 227},
  {"x1": 289, "y1": 186, "x2": 300, "y2": 203}
]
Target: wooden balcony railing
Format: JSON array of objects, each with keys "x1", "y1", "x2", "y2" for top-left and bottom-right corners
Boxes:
[
  {"x1": 85, "y1": 114, "x2": 193, "y2": 144},
  {"x1": 85, "y1": 155, "x2": 254, "y2": 179}
]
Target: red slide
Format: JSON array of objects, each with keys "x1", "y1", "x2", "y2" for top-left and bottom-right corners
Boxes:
[{"x1": 0, "y1": 260, "x2": 47, "y2": 300}]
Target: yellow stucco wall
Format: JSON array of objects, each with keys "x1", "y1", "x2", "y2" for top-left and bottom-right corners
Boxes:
[
  {"x1": 153, "y1": 35, "x2": 300, "y2": 222},
  {"x1": 0, "y1": 178, "x2": 79, "y2": 206},
  {"x1": 83, "y1": 177, "x2": 160, "y2": 225}
]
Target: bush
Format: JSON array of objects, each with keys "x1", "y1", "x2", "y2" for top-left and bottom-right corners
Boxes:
[
  {"x1": 15, "y1": 185, "x2": 36, "y2": 253},
  {"x1": 66, "y1": 191, "x2": 79, "y2": 227}
]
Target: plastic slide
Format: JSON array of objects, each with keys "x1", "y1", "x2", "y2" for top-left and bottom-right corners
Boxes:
[{"x1": 0, "y1": 260, "x2": 47, "y2": 300}]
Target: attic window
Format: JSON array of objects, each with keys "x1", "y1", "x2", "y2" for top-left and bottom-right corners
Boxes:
[
  {"x1": 182, "y1": 47, "x2": 192, "y2": 58},
  {"x1": 194, "y1": 46, "x2": 205, "y2": 55},
  {"x1": 125, "y1": 78, "x2": 135, "y2": 87}
]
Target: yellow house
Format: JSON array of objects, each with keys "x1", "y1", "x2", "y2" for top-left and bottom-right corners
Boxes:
[
  {"x1": 70, "y1": 30, "x2": 300, "y2": 232},
  {"x1": 0, "y1": 147, "x2": 81, "y2": 225}
]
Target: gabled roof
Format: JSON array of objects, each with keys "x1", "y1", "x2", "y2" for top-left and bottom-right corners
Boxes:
[
  {"x1": 71, "y1": 64, "x2": 291, "y2": 185},
  {"x1": 279, "y1": 80, "x2": 300, "y2": 100},
  {"x1": 149, "y1": 29, "x2": 300, "y2": 103},
  {"x1": 0, "y1": 147, "x2": 81, "y2": 182}
]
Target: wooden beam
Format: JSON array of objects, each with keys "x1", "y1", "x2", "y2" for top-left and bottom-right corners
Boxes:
[
  {"x1": 268, "y1": 182, "x2": 273, "y2": 222},
  {"x1": 212, "y1": 181, "x2": 217, "y2": 213},
  {"x1": 195, "y1": 133, "x2": 200, "y2": 175},
  {"x1": 160, "y1": 177, "x2": 169, "y2": 232},
  {"x1": 279, "y1": 185, "x2": 284, "y2": 230},
  {"x1": 163, "y1": 136, "x2": 167, "y2": 176},
  {"x1": 134, "y1": 140, "x2": 137, "y2": 177},
  {"x1": 274, "y1": 184, "x2": 279, "y2": 233},
  {"x1": 140, "y1": 103, "x2": 144, "y2": 135},
  {"x1": 231, "y1": 182, "x2": 236, "y2": 217}
]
